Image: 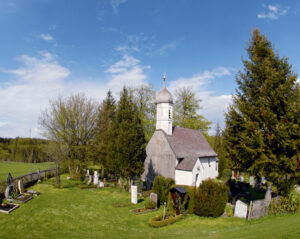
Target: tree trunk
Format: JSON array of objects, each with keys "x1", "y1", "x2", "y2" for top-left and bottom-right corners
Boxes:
[{"x1": 56, "y1": 161, "x2": 60, "y2": 188}]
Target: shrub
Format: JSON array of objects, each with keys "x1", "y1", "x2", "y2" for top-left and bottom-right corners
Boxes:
[
  {"x1": 221, "y1": 169, "x2": 232, "y2": 182},
  {"x1": 269, "y1": 192, "x2": 300, "y2": 214},
  {"x1": 141, "y1": 190, "x2": 152, "y2": 198},
  {"x1": 149, "y1": 214, "x2": 183, "y2": 228},
  {"x1": 194, "y1": 179, "x2": 229, "y2": 217},
  {"x1": 152, "y1": 176, "x2": 174, "y2": 206},
  {"x1": 145, "y1": 200, "x2": 157, "y2": 209}
]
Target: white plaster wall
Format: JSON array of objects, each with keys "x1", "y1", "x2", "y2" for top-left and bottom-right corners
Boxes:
[
  {"x1": 195, "y1": 157, "x2": 218, "y2": 186},
  {"x1": 175, "y1": 170, "x2": 193, "y2": 186},
  {"x1": 156, "y1": 103, "x2": 173, "y2": 135}
]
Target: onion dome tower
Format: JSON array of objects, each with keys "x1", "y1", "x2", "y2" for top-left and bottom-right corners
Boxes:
[{"x1": 156, "y1": 74, "x2": 173, "y2": 135}]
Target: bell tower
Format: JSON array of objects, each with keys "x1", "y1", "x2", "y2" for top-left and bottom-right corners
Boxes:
[{"x1": 156, "y1": 74, "x2": 173, "y2": 135}]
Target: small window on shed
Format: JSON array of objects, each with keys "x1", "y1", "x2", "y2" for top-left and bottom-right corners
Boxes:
[
  {"x1": 216, "y1": 160, "x2": 218, "y2": 171},
  {"x1": 208, "y1": 158, "x2": 211, "y2": 167}
]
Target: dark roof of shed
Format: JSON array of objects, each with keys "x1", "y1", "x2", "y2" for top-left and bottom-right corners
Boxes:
[
  {"x1": 165, "y1": 127, "x2": 217, "y2": 159},
  {"x1": 170, "y1": 186, "x2": 187, "y2": 194}
]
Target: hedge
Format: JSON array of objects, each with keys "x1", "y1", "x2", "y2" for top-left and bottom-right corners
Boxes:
[
  {"x1": 194, "y1": 179, "x2": 229, "y2": 217},
  {"x1": 152, "y1": 176, "x2": 175, "y2": 206},
  {"x1": 149, "y1": 214, "x2": 183, "y2": 228}
]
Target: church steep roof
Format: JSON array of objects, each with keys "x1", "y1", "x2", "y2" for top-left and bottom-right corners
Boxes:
[
  {"x1": 175, "y1": 157, "x2": 198, "y2": 171},
  {"x1": 165, "y1": 127, "x2": 217, "y2": 159}
]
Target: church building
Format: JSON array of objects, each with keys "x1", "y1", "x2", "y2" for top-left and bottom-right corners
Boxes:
[{"x1": 142, "y1": 76, "x2": 218, "y2": 187}]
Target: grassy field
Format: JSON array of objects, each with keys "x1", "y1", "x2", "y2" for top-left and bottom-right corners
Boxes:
[
  {"x1": 0, "y1": 175, "x2": 299, "y2": 239},
  {"x1": 0, "y1": 161, "x2": 55, "y2": 181}
]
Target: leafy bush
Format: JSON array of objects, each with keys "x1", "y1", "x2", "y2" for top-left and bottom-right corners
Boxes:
[
  {"x1": 152, "y1": 176, "x2": 175, "y2": 206},
  {"x1": 141, "y1": 190, "x2": 152, "y2": 198},
  {"x1": 194, "y1": 179, "x2": 229, "y2": 217},
  {"x1": 145, "y1": 200, "x2": 156, "y2": 209},
  {"x1": 149, "y1": 214, "x2": 183, "y2": 228},
  {"x1": 221, "y1": 169, "x2": 232, "y2": 182},
  {"x1": 269, "y1": 192, "x2": 300, "y2": 214}
]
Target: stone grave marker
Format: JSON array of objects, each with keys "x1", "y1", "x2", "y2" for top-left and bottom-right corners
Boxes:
[
  {"x1": 249, "y1": 176, "x2": 255, "y2": 186},
  {"x1": 261, "y1": 177, "x2": 266, "y2": 184},
  {"x1": 239, "y1": 176, "x2": 244, "y2": 182},
  {"x1": 93, "y1": 171, "x2": 99, "y2": 185},
  {"x1": 5, "y1": 185, "x2": 13, "y2": 199},
  {"x1": 131, "y1": 185, "x2": 138, "y2": 204},
  {"x1": 18, "y1": 180, "x2": 24, "y2": 194},
  {"x1": 87, "y1": 175, "x2": 92, "y2": 184},
  {"x1": 150, "y1": 193, "x2": 158, "y2": 207},
  {"x1": 234, "y1": 200, "x2": 248, "y2": 218},
  {"x1": 99, "y1": 181, "x2": 104, "y2": 188}
]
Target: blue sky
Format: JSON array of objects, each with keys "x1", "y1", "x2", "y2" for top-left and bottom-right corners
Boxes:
[{"x1": 0, "y1": 0, "x2": 299, "y2": 137}]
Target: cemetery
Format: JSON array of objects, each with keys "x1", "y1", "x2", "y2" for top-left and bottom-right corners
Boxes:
[{"x1": 0, "y1": 173, "x2": 299, "y2": 238}]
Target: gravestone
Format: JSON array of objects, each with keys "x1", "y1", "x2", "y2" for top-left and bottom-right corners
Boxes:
[
  {"x1": 87, "y1": 175, "x2": 92, "y2": 184},
  {"x1": 239, "y1": 176, "x2": 244, "y2": 182},
  {"x1": 99, "y1": 181, "x2": 104, "y2": 188},
  {"x1": 93, "y1": 171, "x2": 99, "y2": 185},
  {"x1": 231, "y1": 171, "x2": 235, "y2": 179},
  {"x1": 18, "y1": 180, "x2": 24, "y2": 194},
  {"x1": 234, "y1": 200, "x2": 248, "y2": 218},
  {"x1": 264, "y1": 185, "x2": 272, "y2": 204},
  {"x1": 131, "y1": 185, "x2": 138, "y2": 204},
  {"x1": 86, "y1": 169, "x2": 90, "y2": 176},
  {"x1": 5, "y1": 185, "x2": 13, "y2": 199},
  {"x1": 261, "y1": 177, "x2": 266, "y2": 184},
  {"x1": 249, "y1": 176, "x2": 255, "y2": 186},
  {"x1": 7, "y1": 173, "x2": 13, "y2": 186},
  {"x1": 150, "y1": 193, "x2": 158, "y2": 207}
]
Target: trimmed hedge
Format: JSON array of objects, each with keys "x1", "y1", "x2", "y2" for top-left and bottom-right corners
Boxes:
[
  {"x1": 152, "y1": 176, "x2": 175, "y2": 206},
  {"x1": 149, "y1": 214, "x2": 183, "y2": 228},
  {"x1": 194, "y1": 179, "x2": 229, "y2": 217}
]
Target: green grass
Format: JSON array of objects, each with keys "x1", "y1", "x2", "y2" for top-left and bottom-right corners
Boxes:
[
  {"x1": 0, "y1": 175, "x2": 299, "y2": 239},
  {"x1": 0, "y1": 161, "x2": 55, "y2": 181}
]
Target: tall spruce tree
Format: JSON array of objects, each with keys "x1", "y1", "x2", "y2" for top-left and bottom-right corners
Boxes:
[
  {"x1": 107, "y1": 87, "x2": 146, "y2": 180},
  {"x1": 92, "y1": 90, "x2": 116, "y2": 173},
  {"x1": 223, "y1": 29, "x2": 300, "y2": 195}
]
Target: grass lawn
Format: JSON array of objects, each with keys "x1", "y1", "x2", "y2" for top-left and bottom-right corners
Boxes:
[
  {"x1": 0, "y1": 161, "x2": 55, "y2": 181},
  {"x1": 0, "y1": 176, "x2": 299, "y2": 239}
]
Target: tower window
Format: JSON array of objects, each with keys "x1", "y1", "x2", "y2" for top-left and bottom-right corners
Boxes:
[{"x1": 169, "y1": 109, "x2": 171, "y2": 119}]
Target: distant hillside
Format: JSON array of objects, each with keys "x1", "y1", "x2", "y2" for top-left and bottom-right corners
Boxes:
[{"x1": 0, "y1": 137, "x2": 50, "y2": 163}]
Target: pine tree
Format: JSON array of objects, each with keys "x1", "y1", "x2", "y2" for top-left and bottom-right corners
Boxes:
[
  {"x1": 223, "y1": 29, "x2": 300, "y2": 195},
  {"x1": 92, "y1": 90, "x2": 116, "y2": 173},
  {"x1": 213, "y1": 122, "x2": 227, "y2": 177},
  {"x1": 107, "y1": 87, "x2": 146, "y2": 180}
]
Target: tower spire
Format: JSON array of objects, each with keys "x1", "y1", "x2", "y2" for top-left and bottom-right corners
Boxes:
[{"x1": 163, "y1": 73, "x2": 166, "y2": 88}]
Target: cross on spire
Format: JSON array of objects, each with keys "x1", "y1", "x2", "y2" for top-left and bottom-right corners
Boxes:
[{"x1": 163, "y1": 73, "x2": 166, "y2": 88}]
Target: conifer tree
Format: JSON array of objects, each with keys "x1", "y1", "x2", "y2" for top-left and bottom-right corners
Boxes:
[
  {"x1": 92, "y1": 90, "x2": 116, "y2": 173},
  {"x1": 223, "y1": 29, "x2": 300, "y2": 195},
  {"x1": 107, "y1": 87, "x2": 146, "y2": 180}
]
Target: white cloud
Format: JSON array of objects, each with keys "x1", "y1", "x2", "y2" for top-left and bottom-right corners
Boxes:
[
  {"x1": 0, "y1": 52, "x2": 149, "y2": 138},
  {"x1": 155, "y1": 42, "x2": 178, "y2": 56},
  {"x1": 40, "y1": 33, "x2": 54, "y2": 41},
  {"x1": 168, "y1": 67, "x2": 233, "y2": 133},
  {"x1": 105, "y1": 55, "x2": 150, "y2": 92},
  {"x1": 110, "y1": 0, "x2": 127, "y2": 13},
  {"x1": 258, "y1": 4, "x2": 289, "y2": 20}
]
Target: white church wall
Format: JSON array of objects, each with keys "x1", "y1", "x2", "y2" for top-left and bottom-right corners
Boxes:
[
  {"x1": 196, "y1": 157, "x2": 218, "y2": 186},
  {"x1": 175, "y1": 170, "x2": 193, "y2": 186}
]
